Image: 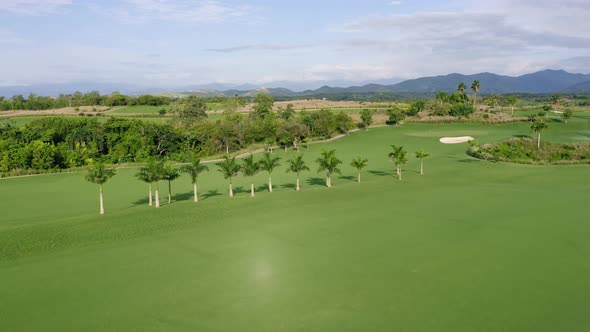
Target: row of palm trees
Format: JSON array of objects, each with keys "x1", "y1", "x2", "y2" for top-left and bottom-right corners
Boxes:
[{"x1": 85, "y1": 148, "x2": 431, "y2": 215}]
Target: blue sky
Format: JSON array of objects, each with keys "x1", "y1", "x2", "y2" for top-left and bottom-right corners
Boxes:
[{"x1": 1, "y1": 0, "x2": 589, "y2": 87}]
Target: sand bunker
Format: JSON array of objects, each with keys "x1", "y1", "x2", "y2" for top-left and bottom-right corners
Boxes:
[{"x1": 439, "y1": 136, "x2": 475, "y2": 144}]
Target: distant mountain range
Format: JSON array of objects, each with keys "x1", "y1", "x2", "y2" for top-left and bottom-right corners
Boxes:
[{"x1": 1, "y1": 70, "x2": 589, "y2": 98}]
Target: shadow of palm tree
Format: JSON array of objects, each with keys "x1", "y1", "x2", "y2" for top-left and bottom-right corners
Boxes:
[
  {"x1": 202, "y1": 189, "x2": 222, "y2": 200},
  {"x1": 368, "y1": 170, "x2": 391, "y2": 177},
  {"x1": 256, "y1": 185, "x2": 268, "y2": 192},
  {"x1": 307, "y1": 177, "x2": 325, "y2": 186},
  {"x1": 174, "y1": 191, "x2": 194, "y2": 202},
  {"x1": 282, "y1": 183, "x2": 297, "y2": 190},
  {"x1": 233, "y1": 186, "x2": 245, "y2": 194},
  {"x1": 338, "y1": 175, "x2": 355, "y2": 181},
  {"x1": 513, "y1": 134, "x2": 531, "y2": 138},
  {"x1": 132, "y1": 197, "x2": 149, "y2": 206}
]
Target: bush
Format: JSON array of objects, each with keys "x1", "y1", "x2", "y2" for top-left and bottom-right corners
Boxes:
[
  {"x1": 469, "y1": 138, "x2": 590, "y2": 164},
  {"x1": 449, "y1": 104, "x2": 475, "y2": 117}
]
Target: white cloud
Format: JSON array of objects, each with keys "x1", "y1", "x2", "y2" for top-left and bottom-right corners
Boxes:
[
  {"x1": 0, "y1": 0, "x2": 71, "y2": 15},
  {"x1": 112, "y1": 0, "x2": 254, "y2": 24}
]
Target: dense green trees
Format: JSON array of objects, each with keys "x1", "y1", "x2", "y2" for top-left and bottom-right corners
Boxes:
[
  {"x1": 253, "y1": 93, "x2": 274, "y2": 117},
  {"x1": 360, "y1": 109, "x2": 374, "y2": 129},
  {"x1": 85, "y1": 162, "x2": 116, "y2": 215}
]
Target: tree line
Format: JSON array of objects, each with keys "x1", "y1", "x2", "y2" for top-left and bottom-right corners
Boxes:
[{"x1": 87, "y1": 146, "x2": 431, "y2": 215}]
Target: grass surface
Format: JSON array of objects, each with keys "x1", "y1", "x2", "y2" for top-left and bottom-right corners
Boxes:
[{"x1": 1, "y1": 117, "x2": 590, "y2": 331}]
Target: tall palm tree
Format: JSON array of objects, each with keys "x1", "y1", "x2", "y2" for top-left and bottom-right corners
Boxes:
[
  {"x1": 162, "y1": 162, "x2": 180, "y2": 204},
  {"x1": 388, "y1": 145, "x2": 403, "y2": 177},
  {"x1": 436, "y1": 91, "x2": 448, "y2": 107},
  {"x1": 85, "y1": 162, "x2": 116, "y2": 215},
  {"x1": 508, "y1": 96, "x2": 518, "y2": 116},
  {"x1": 151, "y1": 161, "x2": 164, "y2": 208},
  {"x1": 135, "y1": 159, "x2": 158, "y2": 207},
  {"x1": 389, "y1": 145, "x2": 408, "y2": 180},
  {"x1": 217, "y1": 155, "x2": 240, "y2": 197},
  {"x1": 415, "y1": 149, "x2": 430, "y2": 175},
  {"x1": 531, "y1": 121, "x2": 548, "y2": 149},
  {"x1": 490, "y1": 94, "x2": 500, "y2": 108},
  {"x1": 287, "y1": 154, "x2": 309, "y2": 191},
  {"x1": 316, "y1": 149, "x2": 342, "y2": 188},
  {"x1": 457, "y1": 83, "x2": 467, "y2": 106},
  {"x1": 241, "y1": 154, "x2": 260, "y2": 197},
  {"x1": 471, "y1": 80, "x2": 480, "y2": 108},
  {"x1": 350, "y1": 157, "x2": 368, "y2": 183},
  {"x1": 259, "y1": 152, "x2": 281, "y2": 192},
  {"x1": 180, "y1": 155, "x2": 209, "y2": 203},
  {"x1": 551, "y1": 94, "x2": 561, "y2": 106}
]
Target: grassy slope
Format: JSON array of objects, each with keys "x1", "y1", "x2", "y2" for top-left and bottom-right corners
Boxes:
[{"x1": 1, "y1": 117, "x2": 590, "y2": 331}]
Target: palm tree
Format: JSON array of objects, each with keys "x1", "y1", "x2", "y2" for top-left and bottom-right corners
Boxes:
[
  {"x1": 531, "y1": 121, "x2": 548, "y2": 149},
  {"x1": 151, "y1": 161, "x2": 165, "y2": 208},
  {"x1": 388, "y1": 145, "x2": 403, "y2": 177},
  {"x1": 315, "y1": 149, "x2": 342, "y2": 188},
  {"x1": 259, "y1": 152, "x2": 281, "y2": 192},
  {"x1": 562, "y1": 109, "x2": 573, "y2": 124},
  {"x1": 508, "y1": 96, "x2": 518, "y2": 116},
  {"x1": 350, "y1": 157, "x2": 368, "y2": 183},
  {"x1": 180, "y1": 155, "x2": 209, "y2": 203},
  {"x1": 551, "y1": 94, "x2": 561, "y2": 107},
  {"x1": 388, "y1": 145, "x2": 407, "y2": 180},
  {"x1": 436, "y1": 91, "x2": 448, "y2": 107},
  {"x1": 85, "y1": 162, "x2": 116, "y2": 215},
  {"x1": 241, "y1": 154, "x2": 260, "y2": 197},
  {"x1": 162, "y1": 162, "x2": 180, "y2": 204},
  {"x1": 471, "y1": 80, "x2": 480, "y2": 108},
  {"x1": 287, "y1": 154, "x2": 309, "y2": 191},
  {"x1": 217, "y1": 155, "x2": 240, "y2": 197},
  {"x1": 490, "y1": 94, "x2": 500, "y2": 108},
  {"x1": 135, "y1": 159, "x2": 158, "y2": 207},
  {"x1": 415, "y1": 149, "x2": 430, "y2": 175},
  {"x1": 457, "y1": 82, "x2": 466, "y2": 94}
]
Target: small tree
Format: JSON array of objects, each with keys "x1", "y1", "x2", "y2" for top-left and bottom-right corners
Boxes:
[
  {"x1": 287, "y1": 154, "x2": 310, "y2": 191},
  {"x1": 415, "y1": 149, "x2": 430, "y2": 175},
  {"x1": 350, "y1": 157, "x2": 368, "y2": 183},
  {"x1": 180, "y1": 155, "x2": 209, "y2": 203},
  {"x1": 436, "y1": 91, "x2": 448, "y2": 107},
  {"x1": 471, "y1": 80, "x2": 480, "y2": 108},
  {"x1": 135, "y1": 159, "x2": 158, "y2": 207},
  {"x1": 253, "y1": 93, "x2": 274, "y2": 117},
  {"x1": 259, "y1": 152, "x2": 281, "y2": 192},
  {"x1": 162, "y1": 162, "x2": 180, "y2": 204},
  {"x1": 217, "y1": 156, "x2": 241, "y2": 197},
  {"x1": 507, "y1": 96, "x2": 518, "y2": 116},
  {"x1": 360, "y1": 109, "x2": 374, "y2": 129},
  {"x1": 531, "y1": 121, "x2": 548, "y2": 149},
  {"x1": 241, "y1": 154, "x2": 260, "y2": 197},
  {"x1": 388, "y1": 145, "x2": 407, "y2": 180},
  {"x1": 562, "y1": 109, "x2": 573, "y2": 124},
  {"x1": 85, "y1": 162, "x2": 116, "y2": 215},
  {"x1": 316, "y1": 149, "x2": 342, "y2": 188}
]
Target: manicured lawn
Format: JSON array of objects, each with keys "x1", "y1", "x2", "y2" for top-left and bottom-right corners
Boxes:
[{"x1": 1, "y1": 119, "x2": 590, "y2": 331}]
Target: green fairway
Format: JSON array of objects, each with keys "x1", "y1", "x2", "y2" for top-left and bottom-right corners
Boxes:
[{"x1": 1, "y1": 119, "x2": 590, "y2": 331}]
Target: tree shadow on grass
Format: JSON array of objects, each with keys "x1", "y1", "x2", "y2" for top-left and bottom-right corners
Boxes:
[
  {"x1": 174, "y1": 191, "x2": 194, "y2": 202},
  {"x1": 368, "y1": 170, "x2": 392, "y2": 177},
  {"x1": 307, "y1": 177, "x2": 326, "y2": 186},
  {"x1": 256, "y1": 184, "x2": 268, "y2": 192},
  {"x1": 513, "y1": 134, "x2": 531, "y2": 139},
  {"x1": 338, "y1": 175, "x2": 356, "y2": 181},
  {"x1": 282, "y1": 183, "x2": 297, "y2": 190},
  {"x1": 233, "y1": 186, "x2": 245, "y2": 194},
  {"x1": 131, "y1": 197, "x2": 149, "y2": 206},
  {"x1": 458, "y1": 158, "x2": 481, "y2": 163},
  {"x1": 202, "y1": 189, "x2": 222, "y2": 200}
]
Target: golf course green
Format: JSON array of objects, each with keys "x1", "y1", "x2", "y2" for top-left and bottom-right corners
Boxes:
[{"x1": 1, "y1": 117, "x2": 589, "y2": 331}]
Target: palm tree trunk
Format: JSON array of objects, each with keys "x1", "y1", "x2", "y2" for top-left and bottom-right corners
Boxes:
[
  {"x1": 168, "y1": 180, "x2": 172, "y2": 204},
  {"x1": 99, "y1": 185, "x2": 104, "y2": 215},
  {"x1": 357, "y1": 172, "x2": 361, "y2": 183},
  {"x1": 194, "y1": 182, "x2": 198, "y2": 203},
  {"x1": 250, "y1": 182, "x2": 255, "y2": 197},
  {"x1": 511, "y1": 106, "x2": 514, "y2": 116},
  {"x1": 538, "y1": 133, "x2": 541, "y2": 149},
  {"x1": 148, "y1": 183, "x2": 153, "y2": 206},
  {"x1": 268, "y1": 176, "x2": 273, "y2": 192},
  {"x1": 296, "y1": 176, "x2": 300, "y2": 191},
  {"x1": 226, "y1": 145, "x2": 229, "y2": 154},
  {"x1": 399, "y1": 169, "x2": 402, "y2": 180},
  {"x1": 155, "y1": 183, "x2": 160, "y2": 208},
  {"x1": 229, "y1": 178, "x2": 234, "y2": 197},
  {"x1": 326, "y1": 174, "x2": 331, "y2": 188},
  {"x1": 420, "y1": 159, "x2": 424, "y2": 175}
]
